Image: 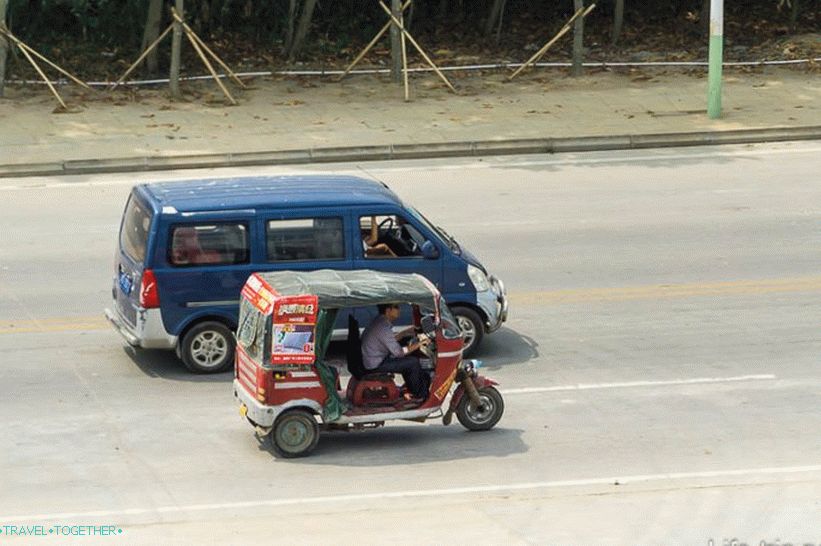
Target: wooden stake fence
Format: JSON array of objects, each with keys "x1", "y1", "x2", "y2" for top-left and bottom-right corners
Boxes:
[
  {"x1": 109, "y1": 8, "x2": 244, "y2": 104},
  {"x1": 0, "y1": 23, "x2": 91, "y2": 111},
  {"x1": 508, "y1": 3, "x2": 596, "y2": 81}
]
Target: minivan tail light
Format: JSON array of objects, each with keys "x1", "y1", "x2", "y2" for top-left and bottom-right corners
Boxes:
[{"x1": 140, "y1": 269, "x2": 160, "y2": 308}]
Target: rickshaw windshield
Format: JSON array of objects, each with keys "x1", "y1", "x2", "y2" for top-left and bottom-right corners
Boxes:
[
  {"x1": 237, "y1": 297, "x2": 266, "y2": 362},
  {"x1": 438, "y1": 304, "x2": 462, "y2": 340}
]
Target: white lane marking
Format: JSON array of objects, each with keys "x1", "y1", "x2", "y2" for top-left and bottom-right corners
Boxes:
[
  {"x1": 1, "y1": 144, "x2": 818, "y2": 190},
  {"x1": 501, "y1": 374, "x2": 776, "y2": 394},
  {"x1": 4, "y1": 463, "x2": 821, "y2": 522}
]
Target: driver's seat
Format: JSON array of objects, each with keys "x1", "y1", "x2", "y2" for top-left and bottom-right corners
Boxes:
[{"x1": 345, "y1": 315, "x2": 401, "y2": 405}]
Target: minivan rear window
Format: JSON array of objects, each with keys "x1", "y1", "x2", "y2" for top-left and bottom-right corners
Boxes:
[
  {"x1": 169, "y1": 223, "x2": 249, "y2": 267},
  {"x1": 120, "y1": 196, "x2": 153, "y2": 263}
]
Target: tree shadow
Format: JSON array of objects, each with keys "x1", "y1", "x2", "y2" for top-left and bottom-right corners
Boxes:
[
  {"x1": 122, "y1": 346, "x2": 233, "y2": 383},
  {"x1": 258, "y1": 425, "x2": 527, "y2": 465}
]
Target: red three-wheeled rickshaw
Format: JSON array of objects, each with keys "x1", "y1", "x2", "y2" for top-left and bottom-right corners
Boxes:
[{"x1": 233, "y1": 269, "x2": 504, "y2": 458}]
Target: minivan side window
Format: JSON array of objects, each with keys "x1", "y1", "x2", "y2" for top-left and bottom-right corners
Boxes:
[
  {"x1": 169, "y1": 223, "x2": 249, "y2": 267},
  {"x1": 120, "y1": 196, "x2": 153, "y2": 263},
  {"x1": 359, "y1": 214, "x2": 425, "y2": 259},
  {"x1": 266, "y1": 217, "x2": 344, "y2": 262}
]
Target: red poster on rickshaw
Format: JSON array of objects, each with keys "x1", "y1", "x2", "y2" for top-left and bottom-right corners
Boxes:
[{"x1": 270, "y1": 294, "x2": 319, "y2": 365}]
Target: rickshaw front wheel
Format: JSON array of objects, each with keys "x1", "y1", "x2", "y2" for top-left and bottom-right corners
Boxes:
[
  {"x1": 271, "y1": 409, "x2": 320, "y2": 458},
  {"x1": 456, "y1": 386, "x2": 504, "y2": 431}
]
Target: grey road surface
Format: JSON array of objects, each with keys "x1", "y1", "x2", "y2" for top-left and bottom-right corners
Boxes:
[{"x1": 0, "y1": 142, "x2": 820, "y2": 545}]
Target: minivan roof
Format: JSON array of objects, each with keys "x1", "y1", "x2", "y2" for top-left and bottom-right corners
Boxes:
[{"x1": 140, "y1": 175, "x2": 402, "y2": 212}]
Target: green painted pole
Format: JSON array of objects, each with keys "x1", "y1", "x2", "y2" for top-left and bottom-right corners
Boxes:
[{"x1": 707, "y1": 0, "x2": 723, "y2": 119}]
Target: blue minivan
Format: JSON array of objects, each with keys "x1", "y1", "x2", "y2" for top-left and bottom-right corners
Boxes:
[{"x1": 105, "y1": 175, "x2": 508, "y2": 373}]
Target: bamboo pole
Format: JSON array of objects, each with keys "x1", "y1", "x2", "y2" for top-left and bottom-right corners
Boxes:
[
  {"x1": 11, "y1": 35, "x2": 67, "y2": 110},
  {"x1": 172, "y1": 11, "x2": 246, "y2": 88},
  {"x1": 508, "y1": 3, "x2": 596, "y2": 81},
  {"x1": 183, "y1": 26, "x2": 236, "y2": 104},
  {"x1": 0, "y1": 26, "x2": 91, "y2": 91},
  {"x1": 109, "y1": 22, "x2": 174, "y2": 90},
  {"x1": 400, "y1": 8, "x2": 409, "y2": 101},
  {"x1": 377, "y1": 0, "x2": 456, "y2": 93},
  {"x1": 337, "y1": 0, "x2": 411, "y2": 82}
]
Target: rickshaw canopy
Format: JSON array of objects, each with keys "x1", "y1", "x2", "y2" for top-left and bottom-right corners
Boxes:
[{"x1": 254, "y1": 269, "x2": 442, "y2": 311}]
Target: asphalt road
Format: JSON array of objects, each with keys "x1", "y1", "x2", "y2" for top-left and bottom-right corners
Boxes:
[{"x1": 1, "y1": 142, "x2": 820, "y2": 545}]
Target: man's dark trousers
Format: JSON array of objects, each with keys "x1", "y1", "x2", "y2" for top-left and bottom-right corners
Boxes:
[{"x1": 375, "y1": 356, "x2": 429, "y2": 398}]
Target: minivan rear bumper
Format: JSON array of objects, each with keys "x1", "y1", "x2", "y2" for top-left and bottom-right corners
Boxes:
[{"x1": 105, "y1": 303, "x2": 177, "y2": 350}]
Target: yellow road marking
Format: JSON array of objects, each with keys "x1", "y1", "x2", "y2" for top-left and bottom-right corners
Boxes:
[
  {"x1": 0, "y1": 317, "x2": 108, "y2": 334},
  {"x1": 507, "y1": 276, "x2": 821, "y2": 305}
]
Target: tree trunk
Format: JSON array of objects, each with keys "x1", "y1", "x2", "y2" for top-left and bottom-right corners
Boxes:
[
  {"x1": 390, "y1": 0, "x2": 402, "y2": 83},
  {"x1": 288, "y1": 0, "x2": 318, "y2": 62},
  {"x1": 0, "y1": 0, "x2": 9, "y2": 98},
  {"x1": 141, "y1": 0, "x2": 163, "y2": 74},
  {"x1": 170, "y1": 0, "x2": 184, "y2": 99},
  {"x1": 406, "y1": 0, "x2": 414, "y2": 32},
  {"x1": 612, "y1": 0, "x2": 624, "y2": 45},
  {"x1": 438, "y1": 0, "x2": 448, "y2": 21},
  {"x1": 789, "y1": 0, "x2": 800, "y2": 32},
  {"x1": 572, "y1": 0, "x2": 584, "y2": 77},
  {"x1": 285, "y1": 0, "x2": 297, "y2": 53},
  {"x1": 0, "y1": 0, "x2": 8, "y2": 98},
  {"x1": 484, "y1": 0, "x2": 505, "y2": 37},
  {"x1": 700, "y1": 0, "x2": 710, "y2": 37}
]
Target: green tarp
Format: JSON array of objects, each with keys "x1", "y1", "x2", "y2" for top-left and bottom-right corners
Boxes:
[{"x1": 313, "y1": 308, "x2": 345, "y2": 421}]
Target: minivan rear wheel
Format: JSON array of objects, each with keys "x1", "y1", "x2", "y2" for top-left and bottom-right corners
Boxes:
[
  {"x1": 180, "y1": 321, "x2": 235, "y2": 373},
  {"x1": 451, "y1": 306, "x2": 484, "y2": 357}
]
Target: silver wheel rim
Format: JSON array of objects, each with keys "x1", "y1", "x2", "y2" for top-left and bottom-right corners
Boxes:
[
  {"x1": 466, "y1": 393, "x2": 496, "y2": 425},
  {"x1": 190, "y1": 330, "x2": 228, "y2": 369},
  {"x1": 456, "y1": 315, "x2": 476, "y2": 350}
]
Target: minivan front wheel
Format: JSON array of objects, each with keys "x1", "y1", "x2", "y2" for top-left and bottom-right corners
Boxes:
[
  {"x1": 180, "y1": 321, "x2": 235, "y2": 373},
  {"x1": 451, "y1": 306, "x2": 484, "y2": 357}
]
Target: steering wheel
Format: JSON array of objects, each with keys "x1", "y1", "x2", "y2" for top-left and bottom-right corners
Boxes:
[{"x1": 377, "y1": 216, "x2": 394, "y2": 234}]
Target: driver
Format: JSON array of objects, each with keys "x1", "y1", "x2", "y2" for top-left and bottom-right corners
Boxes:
[
  {"x1": 362, "y1": 216, "x2": 397, "y2": 257},
  {"x1": 361, "y1": 303, "x2": 431, "y2": 400}
]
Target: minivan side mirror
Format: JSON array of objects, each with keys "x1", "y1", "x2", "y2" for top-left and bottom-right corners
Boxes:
[
  {"x1": 420, "y1": 315, "x2": 437, "y2": 336},
  {"x1": 421, "y1": 240, "x2": 439, "y2": 260}
]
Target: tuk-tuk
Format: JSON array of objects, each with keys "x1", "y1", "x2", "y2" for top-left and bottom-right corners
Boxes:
[{"x1": 233, "y1": 269, "x2": 504, "y2": 458}]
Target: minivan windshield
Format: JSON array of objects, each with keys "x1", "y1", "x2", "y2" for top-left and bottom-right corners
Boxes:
[
  {"x1": 406, "y1": 206, "x2": 461, "y2": 255},
  {"x1": 120, "y1": 196, "x2": 153, "y2": 263}
]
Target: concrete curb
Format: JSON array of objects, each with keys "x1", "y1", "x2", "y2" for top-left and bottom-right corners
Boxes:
[{"x1": 1, "y1": 126, "x2": 819, "y2": 178}]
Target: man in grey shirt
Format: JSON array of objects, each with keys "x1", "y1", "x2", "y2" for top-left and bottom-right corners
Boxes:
[{"x1": 361, "y1": 303, "x2": 431, "y2": 400}]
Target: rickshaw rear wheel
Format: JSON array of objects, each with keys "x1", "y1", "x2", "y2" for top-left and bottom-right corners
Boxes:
[
  {"x1": 456, "y1": 386, "x2": 504, "y2": 431},
  {"x1": 270, "y1": 409, "x2": 320, "y2": 458}
]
